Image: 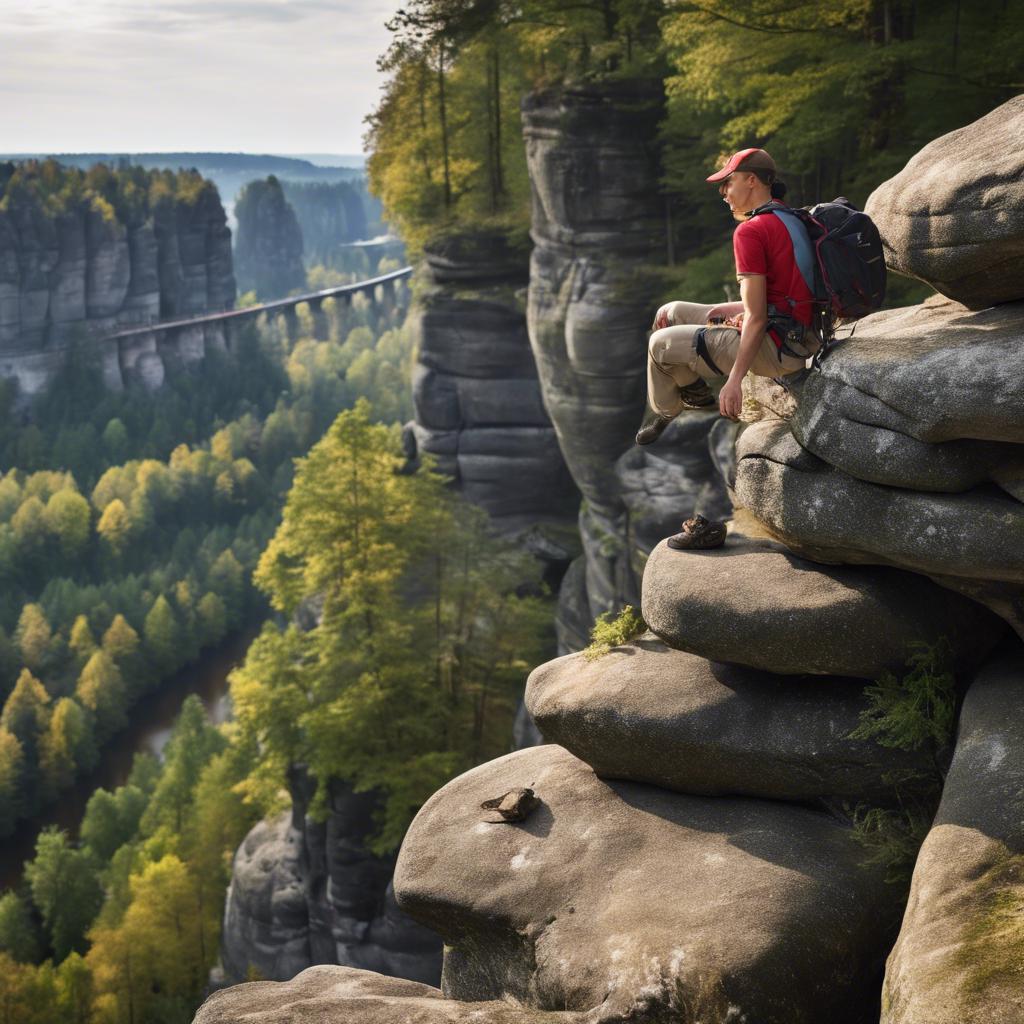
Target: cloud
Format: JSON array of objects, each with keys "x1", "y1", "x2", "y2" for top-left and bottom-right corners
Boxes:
[{"x1": 0, "y1": 0, "x2": 398, "y2": 152}]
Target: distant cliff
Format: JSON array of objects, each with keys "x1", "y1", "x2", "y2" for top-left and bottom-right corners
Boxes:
[{"x1": 0, "y1": 159, "x2": 236, "y2": 396}]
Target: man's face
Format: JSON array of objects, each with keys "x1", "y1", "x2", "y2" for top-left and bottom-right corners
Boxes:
[{"x1": 718, "y1": 172, "x2": 758, "y2": 220}]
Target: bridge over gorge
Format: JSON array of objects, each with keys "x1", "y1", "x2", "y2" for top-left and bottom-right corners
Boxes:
[
  {"x1": 107, "y1": 265, "x2": 414, "y2": 347},
  {"x1": 0, "y1": 267, "x2": 413, "y2": 400}
]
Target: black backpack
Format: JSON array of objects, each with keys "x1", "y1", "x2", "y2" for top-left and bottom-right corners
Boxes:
[{"x1": 752, "y1": 197, "x2": 886, "y2": 352}]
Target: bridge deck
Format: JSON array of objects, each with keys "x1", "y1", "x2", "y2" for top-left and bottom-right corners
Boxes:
[{"x1": 108, "y1": 266, "x2": 413, "y2": 340}]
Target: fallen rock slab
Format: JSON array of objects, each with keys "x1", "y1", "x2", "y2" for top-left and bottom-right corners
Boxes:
[
  {"x1": 866, "y1": 95, "x2": 1024, "y2": 309},
  {"x1": 882, "y1": 653, "x2": 1024, "y2": 1024},
  {"x1": 641, "y1": 529, "x2": 1000, "y2": 678},
  {"x1": 395, "y1": 745, "x2": 892, "y2": 1024},
  {"x1": 525, "y1": 638, "x2": 933, "y2": 806},
  {"x1": 194, "y1": 965, "x2": 590, "y2": 1024},
  {"x1": 791, "y1": 297, "x2": 1024, "y2": 496}
]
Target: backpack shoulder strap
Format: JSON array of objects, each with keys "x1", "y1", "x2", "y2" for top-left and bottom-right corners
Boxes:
[{"x1": 767, "y1": 207, "x2": 817, "y2": 298}]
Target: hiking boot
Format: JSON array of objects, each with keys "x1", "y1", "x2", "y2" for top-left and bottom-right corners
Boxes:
[
  {"x1": 635, "y1": 414, "x2": 674, "y2": 446},
  {"x1": 666, "y1": 514, "x2": 727, "y2": 550},
  {"x1": 678, "y1": 380, "x2": 716, "y2": 409}
]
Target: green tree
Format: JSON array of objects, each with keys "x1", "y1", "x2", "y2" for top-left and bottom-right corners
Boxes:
[
  {"x1": 141, "y1": 696, "x2": 224, "y2": 836},
  {"x1": 81, "y1": 786, "x2": 147, "y2": 862},
  {"x1": 96, "y1": 498, "x2": 132, "y2": 557},
  {"x1": 25, "y1": 827, "x2": 103, "y2": 962},
  {"x1": 0, "y1": 890, "x2": 43, "y2": 964},
  {"x1": 15, "y1": 604, "x2": 53, "y2": 674},
  {"x1": 55, "y1": 952, "x2": 93, "y2": 1024},
  {"x1": 41, "y1": 697, "x2": 95, "y2": 798},
  {"x1": 101, "y1": 614, "x2": 140, "y2": 666},
  {"x1": 75, "y1": 651, "x2": 127, "y2": 741},
  {"x1": 2, "y1": 670, "x2": 50, "y2": 807},
  {"x1": 101, "y1": 418, "x2": 129, "y2": 462},
  {"x1": 143, "y1": 595, "x2": 181, "y2": 675},
  {"x1": 195, "y1": 592, "x2": 227, "y2": 648},
  {"x1": 0, "y1": 728, "x2": 24, "y2": 835},
  {"x1": 69, "y1": 614, "x2": 97, "y2": 667},
  {"x1": 43, "y1": 489, "x2": 91, "y2": 559}
]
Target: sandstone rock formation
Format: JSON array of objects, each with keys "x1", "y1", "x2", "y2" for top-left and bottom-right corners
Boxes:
[
  {"x1": 523, "y1": 83, "x2": 729, "y2": 631},
  {"x1": 881, "y1": 654, "x2": 1024, "y2": 1023},
  {"x1": 406, "y1": 227, "x2": 580, "y2": 543},
  {"x1": 197, "y1": 965, "x2": 591, "y2": 1024},
  {"x1": 0, "y1": 162, "x2": 236, "y2": 397},
  {"x1": 642, "y1": 532, "x2": 1003, "y2": 678},
  {"x1": 218, "y1": 774, "x2": 441, "y2": 988},
  {"x1": 232, "y1": 175, "x2": 305, "y2": 301},
  {"x1": 866, "y1": 95, "x2": 1024, "y2": 310},
  {"x1": 526, "y1": 637, "x2": 934, "y2": 806},
  {"x1": 394, "y1": 744, "x2": 892, "y2": 1024}
]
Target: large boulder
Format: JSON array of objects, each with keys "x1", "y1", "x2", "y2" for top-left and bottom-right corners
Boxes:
[
  {"x1": 395, "y1": 744, "x2": 893, "y2": 1024},
  {"x1": 735, "y1": 419, "x2": 1024, "y2": 635},
  {"x1": 525, "y1": 638, "x2": 933, "y2": 806},
  {"x1": 866, "y1": 95, "x2": 1024, "y2": 310},
  {"x1": 641, "y1": 531, "x2": 1002, "y2": 678},
  {"x1": 791, "y1": 297, "x2": 1024, "y2": 497},
  {"x1": 195, "y1": 965, "x2": 590, "y2": 1024},
  {"x1": 882, "y1": 652, "x2": 1024, "y2": 1023}
]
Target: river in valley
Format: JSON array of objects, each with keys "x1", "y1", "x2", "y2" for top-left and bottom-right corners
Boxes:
[{"x1": 0, "y1": 627, "x2": 259, "y2": 892}]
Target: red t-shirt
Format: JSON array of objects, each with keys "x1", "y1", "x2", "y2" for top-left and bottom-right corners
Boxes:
[{"x1": 733, "y1": 208, "x2": 815, "y2": 326}]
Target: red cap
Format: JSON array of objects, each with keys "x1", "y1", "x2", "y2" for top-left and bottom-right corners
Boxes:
[{"x1": 706, "y1": 148, "x2": 777, "y2": 183}]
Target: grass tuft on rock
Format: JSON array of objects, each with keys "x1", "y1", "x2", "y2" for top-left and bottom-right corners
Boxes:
[
  {"x1": 847, "y1": 641, "x2": 956, "y2": 884},
  {"x1": 583, "y1": 606, "x2": 647, "y2": 661}
]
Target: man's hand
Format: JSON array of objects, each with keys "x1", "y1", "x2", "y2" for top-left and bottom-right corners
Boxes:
[
  {"x1": 719, "y1": 377, "x2": 744, "y2": 420},
  {"x1": 653, "y1": 307, "x2": 669, "y2": 330}
]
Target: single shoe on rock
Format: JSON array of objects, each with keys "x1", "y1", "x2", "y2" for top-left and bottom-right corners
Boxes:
[{"x1": 666, "y1": 514, "x2": 726, "y2": 550}]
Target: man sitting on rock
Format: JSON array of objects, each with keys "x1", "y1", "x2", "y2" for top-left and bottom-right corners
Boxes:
[{"x1": 636, "y1": 148, "x2": 820, "y2": 443}]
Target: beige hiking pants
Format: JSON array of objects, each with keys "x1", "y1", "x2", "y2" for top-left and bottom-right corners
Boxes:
[{"x1": 647, "y1": 300, "x2": 808, "y2": 418}]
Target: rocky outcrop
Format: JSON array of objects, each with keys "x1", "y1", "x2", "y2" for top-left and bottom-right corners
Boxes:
[
  {"x1": 881, "y1": 653, "x2": 1024, "y2": 1023},
  {"x1": 866, "y1": 95, "x2": 1024, "y2": 310},
  {"x1": 194, "y1": 92, "x2": 1024, "y2": 1024},
  {"x1": 526, "y1": 638, "x2": 937, "y2": 806},
  {"x1": 233, "y1": 175, "x2": 305, "y2": 301},
  {"x1": 642, "y1": 531, "x2": 1003, "y2": 678},
  {"x1": 197, "y1": 965, "x2": 590, "y2": 1024},
  {"x1": 394, "y1": 744, "x2": 892, "y2": 1024},
  {"x1": 218, "y1": 773, "x2": 441, "y2": 989},
  {"x1": 0, "y1": 162, "x2": 236, "y2": 397},
  {"x1": 524, "y1": 83, "x2": 728, "y2": 636},
  {"x1": 406, "y1": 228, "x2": 580, "y2": 543}
]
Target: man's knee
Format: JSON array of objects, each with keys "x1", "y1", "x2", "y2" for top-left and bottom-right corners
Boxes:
[{"x1": 648, "y1": 330, "x2": 672, "y2": 364}]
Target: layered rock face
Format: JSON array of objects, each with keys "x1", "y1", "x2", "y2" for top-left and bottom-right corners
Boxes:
[
  {"x1": 0, "y1": 176, "x2": 235, "y2": 397},
  {"x1": 217, "y1": 774, "x2": 441, "y2": 989},
  {"x1": 406, "y1": 228, "x2": 580, "y2": 545},
  {"x1": 866, "y1": 95, "x2": 1024, "y2": 310},
  {"x1": 522, "y1": 83, "x2": 729, "y2": 639}
]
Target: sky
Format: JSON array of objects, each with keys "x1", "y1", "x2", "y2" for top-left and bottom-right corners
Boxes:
[{"x1": 0, "y1": 0, "x2": 399, "y2": 156}]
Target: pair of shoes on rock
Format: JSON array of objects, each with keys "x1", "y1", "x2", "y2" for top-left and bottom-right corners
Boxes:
[
  {"x1": 635, "y1": 382, "x2": 717, "y2": 446},
  {"x1": 666, "y1": 514, "x2": 727, "y2": 550}
]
